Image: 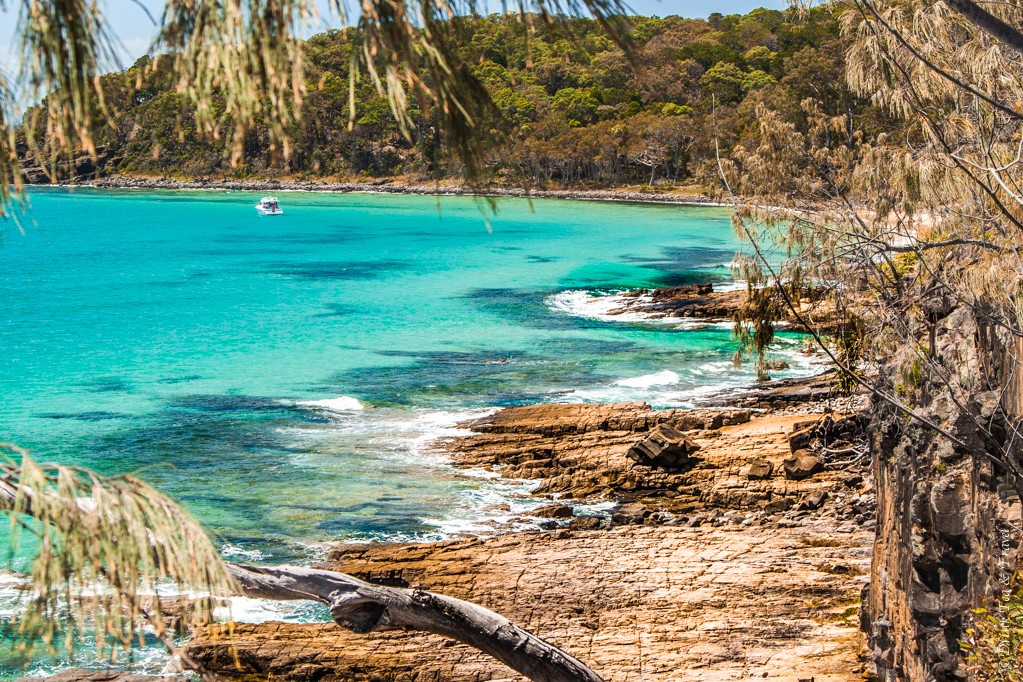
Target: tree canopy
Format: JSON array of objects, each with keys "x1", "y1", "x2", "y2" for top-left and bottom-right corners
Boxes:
[
  {"x1": 10, "y1": 5, "x2": 865, "y2": 194},
  {"x1": 2, "y1": 0, "x2": 636, "y2": 216}
]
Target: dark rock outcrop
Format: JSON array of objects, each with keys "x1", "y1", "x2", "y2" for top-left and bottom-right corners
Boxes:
[
  {"x1": 862, "y1": 309, "x2": 1023, "y2": 681},
  {"x1": 747, "y1": 459, "x2": 774, "y2": 479},
  {"x1": 626, "y1": 425, "x2": 700, "y2": 469},
  {"x1": 783, "y1": 454, "x2": 824, "y2": 480}
]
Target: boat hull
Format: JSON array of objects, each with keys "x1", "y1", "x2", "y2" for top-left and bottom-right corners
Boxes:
[{"x1": 256, "y1": 207, "x2": 284, "y2": 215}]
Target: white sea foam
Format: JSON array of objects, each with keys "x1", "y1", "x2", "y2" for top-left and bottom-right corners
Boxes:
[
  {"x1": 615, "y1": 370, "x2": 680, "y2": 388},
  {"x1": 297, "y1": 395, "x2": 365, "y2": 412},
  {"x1": 712, "y1": 279, "x2": 747, "y2": 292},
  {"x1": 558, "y1": 337, "x2": 829, "y2": 407},
  {"x1": 546, "y1": 289, "x2": 633, "y2": 320},
  {"x1": 273, "y1": 403, "x2": 576, "y2": 542},
  {"x1": 546, "y1": 288, "x2": 743, "y2": 328},
  {"x1": 220, "y1": 543, "x2": 271, "y2": 562},
  {"x1": 546, "y1": 289, "x2": 686, "y2": 325},
  {"x1": 216, "y1": 596, "x2": 326, "y2": 624}
]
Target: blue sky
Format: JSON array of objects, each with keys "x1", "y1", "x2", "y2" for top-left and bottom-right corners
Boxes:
[{"x1": 0, "y1": 0, "x2": 787, "y2": 77}]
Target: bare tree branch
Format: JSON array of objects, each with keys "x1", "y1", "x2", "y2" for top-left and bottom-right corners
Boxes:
[
  {"x1": 943, "y1": 0, "x2": 1023, "y2": 55},
  {"x1": 227, "y1": 563, "x2": 606, "y2": 682}
]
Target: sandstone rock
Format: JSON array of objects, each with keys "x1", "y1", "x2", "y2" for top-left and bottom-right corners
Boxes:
[
  {"x1": 447, "y1": 403, "x2": 858, "y2": 514},
  {"x1": 747, "y1": 459, "x2": 774, "y2": 480},
  {"x1": 798, "y1": 490, "x2": 829, "y2": 511},
  {"x1": 531, "y1": 504, "x2": 574, "y2": 519},
  {"x1": 188, "y1": 524, "x2": 872, "y2": 682},
  {"x1": 627, "y1": 425, "x2": 700, "y2": 469},
  {"x1": 783, "y1": 454, "x2": 824, "y2": 480},
  {"x1": 764, "y1": 498, "x2": 794, "y2": 514},
  {"x1": 610, "y1": 502, "x2": 650, "y2": 525},
  {"x1": 567, "y1": 516, "x2": 603, "y2": 531},
  {"x1": 700, "y1": 371, "x2": 857, "y2": 410},
  {"x1": 789, "y1": 424, "x2": 820, "y2": 453}
]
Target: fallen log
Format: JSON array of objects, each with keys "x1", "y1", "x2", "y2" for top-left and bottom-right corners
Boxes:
[{"x1": 227, "y1": 563, "x2": 605, "y2": 682}]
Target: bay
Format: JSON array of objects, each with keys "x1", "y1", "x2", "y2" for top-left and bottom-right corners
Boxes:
[{"x1": 1, "y1": 187, "x2": 811, "y2": 560}]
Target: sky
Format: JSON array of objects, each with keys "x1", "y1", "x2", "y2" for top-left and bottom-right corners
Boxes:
[{"x1": 0, "y1": 0, "x2": 787, "y2": 82}]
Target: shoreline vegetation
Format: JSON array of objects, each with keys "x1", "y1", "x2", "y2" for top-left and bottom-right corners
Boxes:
[
  {"x1": 15, "y1": 8, "x2": 850, "y2": 207},
  {"x1": 67, "y1": 175, "x2": 723, "y2": 206}
]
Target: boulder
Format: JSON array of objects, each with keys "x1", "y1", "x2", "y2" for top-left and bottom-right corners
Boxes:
[
  {"x1": 747, "y1": 459, "x2": 774, "y2": 480},
  {"x1": 531, "y1": 504, "x2": 574, "y2": 519},
  {"x1": 789, "y1": 423, "x2": 820, "y2": 453},
  {"x1": 797, "y1": 490, "x2": 829, "y2": 511},
  {"x1": 783, "y1": 454, "x2": 824, "y2": 480},
  {"x1": 764, "y1": 498, "x2": 794, "y2": 514},
  {"x1": 567, "y1": 516, "x2": 603, "y2": 531},
  {"x1": 610, "y1": 502, "x2": 650, "y2": 526},
  {"x1": 627, "y1": 425, "x2": 700, "y2": 469}
]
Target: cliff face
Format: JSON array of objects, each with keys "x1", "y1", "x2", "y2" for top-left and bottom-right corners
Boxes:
[{"x1": 864, "y1": 309, "x2": 1023, "y2": 680}]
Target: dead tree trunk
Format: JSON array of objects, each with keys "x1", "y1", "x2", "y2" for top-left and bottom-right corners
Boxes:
[{"x1": 227, "y1": 563, "x2": 605, "y2": 682}]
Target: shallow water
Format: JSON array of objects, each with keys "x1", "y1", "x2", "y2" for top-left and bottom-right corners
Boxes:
[{"x1": 0, "y1": 187, "x2": 817, "y2": 676}]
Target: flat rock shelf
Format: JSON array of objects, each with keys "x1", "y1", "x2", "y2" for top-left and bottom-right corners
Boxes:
[{"x1": 187, "y1": 387, "x2": 875, "y2": 682}]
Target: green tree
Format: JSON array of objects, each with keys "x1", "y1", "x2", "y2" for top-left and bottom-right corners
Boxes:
[{"x1": 699, "y1": 61, "x2": 746, "y2": 104}]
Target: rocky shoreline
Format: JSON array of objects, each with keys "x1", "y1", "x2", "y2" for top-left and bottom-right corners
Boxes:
[
  {"x1": 68, "y1": 175, "x2": 720, "y2": 206},
  {"x1": 29, "y1": 373, "x2": 874, "y2": 682},
  {"x1": 181, "y1": 373, "x2": 876, "y2": 682}
]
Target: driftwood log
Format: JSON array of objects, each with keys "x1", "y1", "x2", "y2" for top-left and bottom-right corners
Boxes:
[{"x1": 227, "y1": 563, "x2": 605, "y2": 682}]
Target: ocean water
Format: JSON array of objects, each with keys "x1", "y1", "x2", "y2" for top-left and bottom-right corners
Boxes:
[{"x1": 0, "y1": 187, "x2": 819, "y2": 675}]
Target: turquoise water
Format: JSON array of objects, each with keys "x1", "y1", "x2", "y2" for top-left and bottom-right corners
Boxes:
[
  {"x1": 0, "y1": 187, "x2": 819, "y2": 676},
  {"x1": 0, "y1": 188, "x2": 820, "y2": 556},
  {"x1": 0, "y1": 188, "x2": 822, "y2": 552}
]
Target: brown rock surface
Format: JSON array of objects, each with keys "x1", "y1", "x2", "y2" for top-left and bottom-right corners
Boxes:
[
  {"x1": 446, "y1": 402, "x2": 851, "y2": 512},
  {"x1": 626, "y1": 424, "x2": 700, "y2": 469},
  {"x1": 185, "y1": 397, "x2": 876, "y2": 682},
  {"x1": 784, "y1": 454, "x2": 825, "y2": 480},
  {"x1": 611, "y1": 284, "x2": 749, "y2": 320},
  {"x1": 188, "y1": 523, "x2": 872, "y2": 682}
]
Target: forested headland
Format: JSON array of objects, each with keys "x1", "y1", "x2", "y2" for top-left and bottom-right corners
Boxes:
[{"x1": 18, "y1": 7, "x2": 873, "y2": 190}]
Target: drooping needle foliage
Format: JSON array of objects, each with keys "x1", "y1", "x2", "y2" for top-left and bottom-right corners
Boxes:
[{"x1": 0, "y1": 443, "x2": 236, "y2": 658}]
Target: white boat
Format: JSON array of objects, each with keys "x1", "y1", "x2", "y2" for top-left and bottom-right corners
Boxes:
[{"x1": 256, "y1": 196, "x2": 283, "y2": 215}]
